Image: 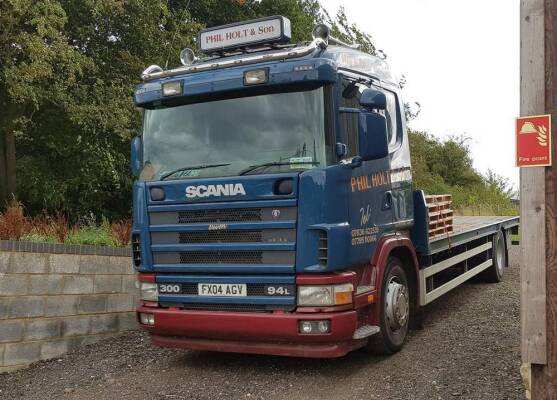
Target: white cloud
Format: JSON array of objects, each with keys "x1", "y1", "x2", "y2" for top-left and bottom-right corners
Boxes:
[{"x1": 319, "y1": 0, "x2": 520, "y2": 187}]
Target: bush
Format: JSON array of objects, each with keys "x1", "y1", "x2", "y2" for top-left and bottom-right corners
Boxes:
[
  {"x1": 409, "y1": 131, "x2": 518, "y2": 216},
  {"x1": 0, "y1": 203, "x2": 131, "y2": 246},
  {"x1": 65, "y1": 225, "x2": 117, "y2": 247}
]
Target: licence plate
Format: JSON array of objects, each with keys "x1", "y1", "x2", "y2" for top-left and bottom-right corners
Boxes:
[{"x1": 198, "y1": 283, "x2": 247, "y2": 297}]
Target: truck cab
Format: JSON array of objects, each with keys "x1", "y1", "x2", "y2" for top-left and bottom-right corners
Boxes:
[{"x1": 131, "y1": 17, "x2": 517, "y2": 358}]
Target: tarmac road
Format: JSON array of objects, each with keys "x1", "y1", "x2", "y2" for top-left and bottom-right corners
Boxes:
[{"x1": 0, "y1": 247, "x2": 524, "y2": 400}]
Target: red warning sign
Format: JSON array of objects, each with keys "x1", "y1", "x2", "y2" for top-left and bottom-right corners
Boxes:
[{"x1": 516, "y1": 114, "x2": 552, "y2": 167}]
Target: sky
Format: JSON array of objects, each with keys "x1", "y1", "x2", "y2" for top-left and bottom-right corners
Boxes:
[{"x1": 319, "y1": 0, "x2": 520, "y2": 188}]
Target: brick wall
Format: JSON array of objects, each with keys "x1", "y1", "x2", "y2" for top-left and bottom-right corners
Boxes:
[{"x1": 0, "y1": 249, "x2": 137, "y2": 372}]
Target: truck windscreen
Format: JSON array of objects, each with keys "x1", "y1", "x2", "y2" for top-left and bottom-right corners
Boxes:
[{"x1": 140, "y1": 87, "x2": 328, "y2": 181}]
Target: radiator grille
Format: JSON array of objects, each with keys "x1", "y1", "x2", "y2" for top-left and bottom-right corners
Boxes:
[
  {"x1": 179, "y1": 251, "x2": 263, "y2": 264},
  {"x1": 178, "y1": 230, "x2": 262, "y2": 243},
  {"x1": 178, "y1": 208, "x2": 261, "y2": 223}
]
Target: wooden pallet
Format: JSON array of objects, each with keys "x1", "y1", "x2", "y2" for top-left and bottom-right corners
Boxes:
[{"x1": 425, "y1": 194, "x2": 454, "y2": 238}]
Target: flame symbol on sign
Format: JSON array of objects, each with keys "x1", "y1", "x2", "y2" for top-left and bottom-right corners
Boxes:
[{"x1": 520, "y1": 121, "x2": 548, "y2": 147}]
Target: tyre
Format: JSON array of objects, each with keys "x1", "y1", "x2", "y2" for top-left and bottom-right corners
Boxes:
[
  {"x1": 366, "y1": 257, "x2": 410, "y2": 355},
  {"x1": 481, "y1": 230, "x2": 506, "y2": 283}
]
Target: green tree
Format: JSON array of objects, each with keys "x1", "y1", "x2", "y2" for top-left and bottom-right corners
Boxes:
[{"x1": 0, "y1": 0, "x2": 90, "y2": 206}]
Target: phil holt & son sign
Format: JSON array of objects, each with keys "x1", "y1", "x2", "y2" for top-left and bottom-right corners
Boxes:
[
  {"x1": 198, "y1": 16, "x2": 292, "y2": 53},
  {"x1": 516, "y1": 114, "x2": 552, "y2": 167}
]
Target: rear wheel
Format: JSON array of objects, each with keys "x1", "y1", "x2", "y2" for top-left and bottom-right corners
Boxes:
[
  {"x1": 481, "y1": 230, "x2": 506, "y2": 283},
  {"x1": 366, "y1": 257, "x2": 410, "y2": 355}
]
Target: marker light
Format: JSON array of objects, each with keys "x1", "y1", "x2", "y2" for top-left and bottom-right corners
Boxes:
[
  {"x1": 297, "y1": 283, "x2": 353, "y2": 306},
  {"x1": 150, "y1": 187, "x2": 165, "y2": 201},
  {"x1": 140, "y1": 282, "x2": 158, "y2": 301},
  {"x1": 162, "y1": 81, "x2": 182, "y2": 96},
  {"x1": 244, "y1": 68, "x2": 268, "y2": 85}
]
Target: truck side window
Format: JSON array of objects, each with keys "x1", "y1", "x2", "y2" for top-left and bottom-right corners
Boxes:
[
  {"x1": 341, "y1": 112, "x2": 359, "y2": 157},
  {"x1": 384, "y1": 90, "x2": 398, "y2": 146},
  {"x1": 340, "y1": 79, "x2": 366, "y2": 157}
]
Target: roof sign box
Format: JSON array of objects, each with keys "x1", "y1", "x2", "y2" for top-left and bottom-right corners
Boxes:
[{"x1": 199, "y1": 16, "x2": 291, "y2": 53}]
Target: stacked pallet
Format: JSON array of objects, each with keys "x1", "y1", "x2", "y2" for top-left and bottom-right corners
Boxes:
[{"x1": 425, "y1": 194, "x2": 454, "y2": 238}]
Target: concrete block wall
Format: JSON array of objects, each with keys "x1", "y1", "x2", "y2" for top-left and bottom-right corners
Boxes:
[{"x1": 0, "y1": 249, "x2": 137, "y2": 372}]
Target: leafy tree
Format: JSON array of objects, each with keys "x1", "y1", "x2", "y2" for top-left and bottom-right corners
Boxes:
[
  {"x1": 319, "y1": 6, "x2": 376, "y2": 55},
  {"x1": 1, "y1": 0, "x2": 515, "y2": 220},
  {"x1": 0, "y1": 0, "x2": 90, "y2": 206}
]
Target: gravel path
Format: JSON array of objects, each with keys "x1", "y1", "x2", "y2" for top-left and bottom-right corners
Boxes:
[{"x1": 0, "y1": 247, "x2": 524, "y2": 400}]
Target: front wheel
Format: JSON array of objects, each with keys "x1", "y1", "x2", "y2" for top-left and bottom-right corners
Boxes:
[{"x1": 366, "y1": 257, "x2": 410, "y2": 355}]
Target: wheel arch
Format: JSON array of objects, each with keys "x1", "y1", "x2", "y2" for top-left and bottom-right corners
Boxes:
[{"x1": 371, "y1": 234, "x2": 421, "y2": 328}]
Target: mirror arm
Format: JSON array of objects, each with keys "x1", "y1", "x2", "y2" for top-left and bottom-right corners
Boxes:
[{"x1": 350, "y1": 156, "x2": 363, "y2": 168}]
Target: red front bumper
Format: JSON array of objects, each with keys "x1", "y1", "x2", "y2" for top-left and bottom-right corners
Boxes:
[{"x1": 137, "y1": 306, "x2": 366, "y2": 358}]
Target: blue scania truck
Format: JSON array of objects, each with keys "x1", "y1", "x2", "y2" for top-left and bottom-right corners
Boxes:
[{"x1": 131, "y1": 16, "x2": 519, "y2": 357}]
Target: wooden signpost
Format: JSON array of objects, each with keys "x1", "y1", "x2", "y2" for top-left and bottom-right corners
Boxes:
[{"x1": 520, "y1": 0, "x2": 557, "y2": 397}]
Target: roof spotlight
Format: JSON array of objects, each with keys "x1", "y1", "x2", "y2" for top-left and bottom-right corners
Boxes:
[
  {"x1": 180, "y1": 48, "x2": 197, "y2": 66},
  {"x1": 312, "y1": 24, "x2": 330, "y2": 41}
]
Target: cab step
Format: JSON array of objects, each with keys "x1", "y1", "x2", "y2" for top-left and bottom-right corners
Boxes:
[{"x1": 353, "y1": 325, "x2": 380, "y2": 339}]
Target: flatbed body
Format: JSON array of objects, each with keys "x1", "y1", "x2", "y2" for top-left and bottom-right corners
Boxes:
[{"x1": 428, "y1": 216, "x2": 519, "y2": 255}]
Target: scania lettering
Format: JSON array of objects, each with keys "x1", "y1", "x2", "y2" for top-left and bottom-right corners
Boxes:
[
  {"x1": 131, "y1": 17, "x2": 519, "y2": 358},
  {"x1": 185, "y1": 183, "x2": 246, "y2": 198}
]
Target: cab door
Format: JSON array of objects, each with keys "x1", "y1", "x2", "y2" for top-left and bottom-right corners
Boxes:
[{"x1": 338, "y1": 78, "x2": 394, "y2": 267}]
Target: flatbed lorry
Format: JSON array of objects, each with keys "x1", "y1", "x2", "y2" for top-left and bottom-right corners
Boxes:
[{"x1": 130, "y1": 16, "x2": 519, "y2": 358}]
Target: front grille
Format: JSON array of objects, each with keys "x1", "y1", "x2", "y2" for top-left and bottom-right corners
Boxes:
[
  {"x1": 179, "y1": 251, "x2": 263, "y2": 264},
  {"x1": 179, "y1": 283, "x2": 266, "y2": 296},
  {"x1": 179, "y1": 230, "x2": 262, "y2": 243},
  {"x1": 178, "y1": 208, "x2": 261, "y2": 223}
]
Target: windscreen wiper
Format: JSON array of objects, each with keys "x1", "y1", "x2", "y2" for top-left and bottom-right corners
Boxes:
[
  {"x1": 160, "y1": 163, "x2": 231, "y2": 181},
  {"x1": 239, "y1": 161, "x2": 318, "y2": 176}
]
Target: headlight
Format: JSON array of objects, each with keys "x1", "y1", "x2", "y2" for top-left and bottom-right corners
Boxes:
[
  {"x1": 140, "y1": 282, "x2": 158, "y2": 301},
  {"x1": 297, "y1": 283, "x2": 353, "y2": 306}
]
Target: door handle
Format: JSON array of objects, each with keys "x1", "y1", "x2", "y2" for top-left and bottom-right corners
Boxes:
[{"x1": 384, "y1": 191, "x2": 393, "y2": 210}]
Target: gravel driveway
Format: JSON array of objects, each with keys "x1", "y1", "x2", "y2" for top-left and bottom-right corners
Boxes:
[{"x1": 0, "y1": 247, "x2": 524, "y2": 400}]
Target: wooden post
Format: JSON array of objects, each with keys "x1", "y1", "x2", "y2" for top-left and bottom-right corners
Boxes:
[
  {"x1": 521, "y1": 0, "x2": 557, "y2": 397},
  {"x1": 532, "y1": 0, "x2": 557, "y2": 397},
  {"x1": 520, "y1": 0, "x2": 547, "y2": 366}
]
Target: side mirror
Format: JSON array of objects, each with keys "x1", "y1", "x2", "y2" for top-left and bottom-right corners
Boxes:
[
  {"x1": 360, "y1": 88, "x2": 386, "y2": 110},
  {"x1": 358, "y1": 112, "x2": 389, "y2": 161},
  {"x1": 131, "y1": 136, "x2": 142, "y2": 177}
]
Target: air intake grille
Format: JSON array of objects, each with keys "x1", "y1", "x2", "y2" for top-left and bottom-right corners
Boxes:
[
  {"x1": 179, "y1": 251, "x2": 263, "y2": 264},
  {"x1": 132, "y1": 234, "x2": 141, "y2": 267},
  {"x1": 178, "y1": 208, "x2": 262, "y2": 223},
  {"x1": 319, "y1": 230, "x2": 328, "y2": 267},
  {"x1": 178, "y1": 230, "x2": 262, "y2": 243}
]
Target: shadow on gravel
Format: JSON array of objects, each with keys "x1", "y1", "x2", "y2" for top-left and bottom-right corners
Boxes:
[{"x1": 175, "y1": 348, "x2": 389, "y2": 377}]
